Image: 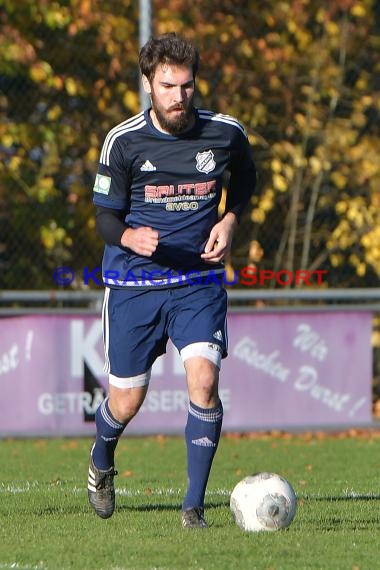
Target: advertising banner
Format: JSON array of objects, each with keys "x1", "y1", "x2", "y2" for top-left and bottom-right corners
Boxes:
[{"x1": 0, "y1": 311, "x2": 372, "y2": 436}]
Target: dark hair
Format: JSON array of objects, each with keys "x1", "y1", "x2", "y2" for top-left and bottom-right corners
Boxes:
[{"x1": 139, "y1": 33, "x2": 199, "y2": 82}]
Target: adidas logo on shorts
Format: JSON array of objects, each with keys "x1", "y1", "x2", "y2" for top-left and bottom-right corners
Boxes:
[
  {"x1": 191, "y1": 437, "x2": 216, "y2": 447},
  {"x1": 213, "y1": 330, "x2": 223, "y2": 341}
]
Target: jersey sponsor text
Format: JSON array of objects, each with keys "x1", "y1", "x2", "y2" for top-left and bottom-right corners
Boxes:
[{"x1": 145, "y1": 180, "x2": 216, "y2": 203}]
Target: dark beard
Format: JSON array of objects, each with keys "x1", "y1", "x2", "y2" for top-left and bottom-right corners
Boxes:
[{"x1": 153, "y1": 104, "x2": 194, "y2": 135}]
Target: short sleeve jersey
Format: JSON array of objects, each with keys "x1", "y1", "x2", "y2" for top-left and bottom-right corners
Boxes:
[{"x1": 93, "y1": 108, "x2": 255, "y2": 288}]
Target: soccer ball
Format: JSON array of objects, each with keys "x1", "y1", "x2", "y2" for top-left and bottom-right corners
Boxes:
[{"x1": 230, "y1": 472, "x2": 297, "y2": 532}]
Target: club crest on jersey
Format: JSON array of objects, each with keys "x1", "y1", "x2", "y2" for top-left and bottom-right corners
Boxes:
[
  {"x1": 195, "y1": 150, "x2": 216, "y2": 174},
  {"x1": 93, "y1": 173, "x2": 111, "y2": 195}
]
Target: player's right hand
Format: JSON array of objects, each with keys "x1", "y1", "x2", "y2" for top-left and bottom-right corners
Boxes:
[{"x1": 120, "y1": 226, "x2": 159, "y2": 256}]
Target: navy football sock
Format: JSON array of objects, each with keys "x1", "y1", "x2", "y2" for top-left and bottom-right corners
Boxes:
[
  {"x1": 92, "y1": 397, "x2": 126, "y2": 470},
  {"x1": 182, "y1": 400, "x2": 223, "y2": 510}
]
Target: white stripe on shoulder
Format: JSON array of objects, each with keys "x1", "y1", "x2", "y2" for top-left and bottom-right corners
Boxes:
[
  {"x1": 100, "y1": 112, "x2": 146, "y2": 166},
  {"x1": 198, "y1": 109, "x2": 247, "y2": 136}
]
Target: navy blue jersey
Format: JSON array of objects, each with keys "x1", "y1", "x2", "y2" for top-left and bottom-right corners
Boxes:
[{"x1": 93, "y1": 108, "x2": 256, "y2": 288}]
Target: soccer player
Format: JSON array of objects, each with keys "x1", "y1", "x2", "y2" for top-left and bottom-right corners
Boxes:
[{"x1": 88, "y1": 32, "x2": 256, "y2": 528}]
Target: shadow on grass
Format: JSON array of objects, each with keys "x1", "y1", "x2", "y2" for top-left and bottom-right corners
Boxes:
[
  {"x1": 117, "y1": 499, "x2": 229, "y2": 513},
  {"x1": 298, "y1": 494, "x2": 380, "y2": 531},
  {"x1": 302, "y1": 494, "x2": 380, "y2": 501}
]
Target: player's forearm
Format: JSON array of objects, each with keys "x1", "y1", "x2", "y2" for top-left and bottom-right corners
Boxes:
[
  {"x1": 95, "y1": 206, "x2": 127, "y2": 246},
  {"x1": 221, "y1": 211, "x2": 238, "y2": 233},
  {"x1": 225, "y1": 165, "x2": 257, "y2": 222}
]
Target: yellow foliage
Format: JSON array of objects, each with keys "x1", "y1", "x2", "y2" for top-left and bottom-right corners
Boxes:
[
  {"x1": 325, "y1": 21, "x2": 340, "y2": 36},
  {"x1": 356, "y1": 77, "x2": 368, "y2": 90},
  {"x1": 30, "y1": 62, "x2": 53, "y2": 83},
  {"x1": 239, "y1": 40, "x2": 253, "y2": 58},
  {"x1": 251, "y1": 208, "x2": 265, "y2": 224},
  {"x1": 293, "y1": 154, "x2": 307, "y2": 169},
  {"x1": 361, "y1": 233, "x2": 372, "y2": 248},
  {"x1": 197, "y1": 79, "x2": 209, "y2": 97},
  {"x1": 361, "y1": 95, "x2": 374, "y2": 107},
  {"x1": 315, "y1": 8, "x2": 327, "y2": 23},
  {"x1": 309, "y1": 156, "x2": 322, "y2": 175},
  {"x1": 35, "y1": 177, "x2": 57, "y2": 203},
  {"x1": 269, "y1": 76, "x2": 282, "y2": 90},
  {"x1": 8, "y1": 156, "x2": 22, "y2": 172},
  {"x1": 330, "y1": 253, "x2": 343, "y2": 267},
  {"x1": 295, "y1": 113, "x2": 306, "y2": 128},
  {"x1": 347, "y1": 208, "x2": 365, "y2": 228},
  {"x1": 45, "y1": 6, "x2": 70, "y2": 28},
  {"x1": 351, "y1": 4, "x2": 366, "y2": 17},
  {"x1": 349, "y1": 253, "x2": 360, "y2": 266},
  {"x1": 330, "y1": 171, "x2": 347, "y2": 189},
  {"x1": 65, "y1": 77, "x2": 79, "y2": 96},
  {"x1": 40, "y1": 221, "x2": 68, "y2": 251},
  {"x1": 123, "y1": 90, "x2": 140, "y2": 114},
  {"x1": 295, "y1": 28, "x2": 311, "y2": 50},
  {"x1": 47, "y1": 105, "x2": 62, "y2": 121},
  {"x1": 2, "y1": 0, "x2": 379, "y2": 287},
  {"x1": 356, "y1": 262, "x2": 366, "y2": 277},
  {"x1": 87, "y1": 217, "x2": 96, "y2": 230},
  {"x1": 1, "y1": 134, "x2": 13, "y2": 148},
  {"x1": 51, "y1": 76, "x2": 64, "y2": 90},
  {"x1": 271, "y1": 158, "x2": 282, "y2": 173},
  {"x1": 331, "y1": 219, "x2": 350, "y2": 241},
  {"x1": 283, "y1": 164, "x2": 294, "y2": 181},
  {"x1": 86, "y1": 147, "x2": 99, "y2": 163},
  {"x1": 340, "y1": 235, "x2": 355, "y2": 249},
  {"x1": 249, "y1": 240, "x2": 264, "y2": 263},
  {"x1": 260, "y1": 196, "x2": 273, "y2": 212},
  {"x1": 273, "y1": 173, "x2": 288, "y2": 192},
  {"x1": 371, "y1": 192, "x2": 380, "y2": 207},
  {"x1": 252, "y1": 103, "x2": 267, "y2": 123},
  {"x1": 218, "y1": 188, "x2": 227, "y2": 216},
  {"x1": 97, "y1": 98, "x2": 107, "y2": 112},
  {"x1": 372, "y1": 331, "x2": 380, "y2": 347},
  {"x1": 40, "y1": 177, "x2": 54, "y2": 190},
  {"x1": 362, "y1": 159, "x2": 379, "y2": 178},
  {"x1": 41, "y1": 232, "x2": 55, "y2": 250},
  {"x1": 102, "y1": 86, "x2": 112, "y2": 101},
  {"x1": 335, "y1": 201, "x2": 347, "y2": 215},
  {"x1": 224, "y1": 261, "x2": 236, "y2": 282},
  {"x1": 351, "y1": 111, "x2": 366, "y2": 128}
]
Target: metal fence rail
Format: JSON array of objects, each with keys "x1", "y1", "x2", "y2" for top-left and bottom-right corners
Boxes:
[
  {"x1": 0, "y1": 287, "x2": 380, "y2": 304},
  {"x1": 1, "y1": 288, "x2": 380, "y2": 315},
  {"x1": 1, "y1": 288, "x2": 380, "y2": 302}
]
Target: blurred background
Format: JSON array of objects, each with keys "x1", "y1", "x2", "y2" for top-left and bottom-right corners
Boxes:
[{"x1": 1, "y1": 0, "x2": 380, "y2": 420}]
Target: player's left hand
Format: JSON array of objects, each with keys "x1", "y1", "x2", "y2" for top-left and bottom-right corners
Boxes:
[{"x1": 201, "y1": 212, "x2": 238, "y2": 263}]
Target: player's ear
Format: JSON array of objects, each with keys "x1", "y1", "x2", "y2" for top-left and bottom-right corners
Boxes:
[{"x1": 142, "y1": 75, "x2": 151, "y2": 94}]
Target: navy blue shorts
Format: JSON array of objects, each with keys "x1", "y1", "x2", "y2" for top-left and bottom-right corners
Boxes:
[{"x1": 102, "y1": 284, "x2": 228, "y2": 378}]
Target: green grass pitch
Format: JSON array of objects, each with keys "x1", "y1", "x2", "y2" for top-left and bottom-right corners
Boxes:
[{"x1": 0, "y1": 431, "x2": 379, "y2": 570}]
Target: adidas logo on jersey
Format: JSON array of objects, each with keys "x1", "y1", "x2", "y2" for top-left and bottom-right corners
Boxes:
[
  {"x1": 213, "y1": 330, "x2": 223, "y2": 341},
  {"x1": 191, "y1": 437, "x2": 216, "y2": 448},
  {"x1": 140, "y1": 160, "x2": 157, "y2": 171}
]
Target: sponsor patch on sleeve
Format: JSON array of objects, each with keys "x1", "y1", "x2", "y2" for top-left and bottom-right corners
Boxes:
[{"x1": 93, "y1": 174, "x2": 111, "y2": 195}]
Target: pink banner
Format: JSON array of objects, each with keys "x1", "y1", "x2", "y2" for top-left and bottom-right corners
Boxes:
[{"x1": 0, "y1": 311, "x2": 372, "y2": 436}]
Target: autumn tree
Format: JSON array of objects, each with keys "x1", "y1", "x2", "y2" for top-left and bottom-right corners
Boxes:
[
  {"x1": 0, "y1": 0, "x2": 141, "y2": 289},
  {"x1": 0, "y1": 0, "x2": 379, "y2": 289}
]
